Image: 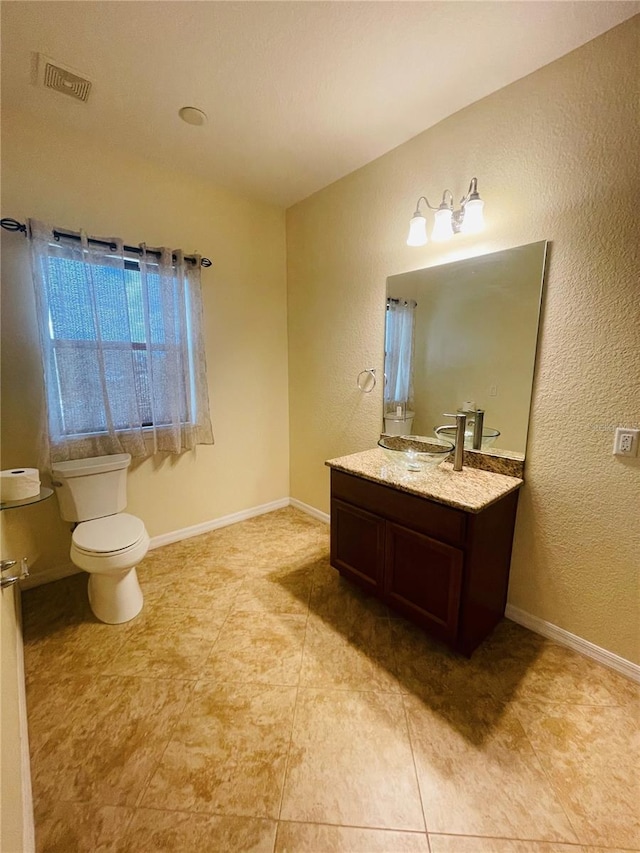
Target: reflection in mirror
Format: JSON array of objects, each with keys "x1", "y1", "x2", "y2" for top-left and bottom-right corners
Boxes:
[{"x1": 384, "y1": 241, "x2": 547, "y2": 457}]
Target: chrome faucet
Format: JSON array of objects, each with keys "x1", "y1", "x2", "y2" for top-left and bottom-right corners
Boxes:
[
  {"x1": 442, "y1": 412, "x2": 466, "y2": 471},
  {"x1": 472, "y1": 408, "x2": 485, "y2": 450}
]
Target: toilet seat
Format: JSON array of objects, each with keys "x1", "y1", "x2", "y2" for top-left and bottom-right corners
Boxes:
[{"x1": 72, "y1": 513, "x2": 146, "y2": 555}]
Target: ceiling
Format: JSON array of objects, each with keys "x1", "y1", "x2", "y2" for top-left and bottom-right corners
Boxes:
[{"x1": 2, "y1": 2, "x2": 638, "y2": 208}]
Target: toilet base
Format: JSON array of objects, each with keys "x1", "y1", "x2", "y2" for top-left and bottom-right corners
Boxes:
[{"x1": 87, "y1": 567, "x2": 143, "y2": 624}]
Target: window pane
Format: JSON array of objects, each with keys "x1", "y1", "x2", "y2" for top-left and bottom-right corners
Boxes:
[
  {"x1": 54, "y1": 345, "x2": 107, "y2": 434},
  {"x1": 44, "y1": 250, "x2": 194, "y2": 435},
  {"x1": 46, "y1": 256, "x2": 97, "y2": 341}
]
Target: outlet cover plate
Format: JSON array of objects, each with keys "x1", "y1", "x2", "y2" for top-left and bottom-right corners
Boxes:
[{"x1": 613, "y1": 427, "x2": 639, "y2": 457}]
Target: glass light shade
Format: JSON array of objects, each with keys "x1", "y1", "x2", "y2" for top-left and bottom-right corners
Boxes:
[
  {"x1": 460, "y1": 198, "x2": 485, "y2": 234},
  {"x1": 407, "y1": 213, "x2": 428, "y2": 246},
  {"x1": 431, "y1": 207, "x2": 454, "y2": 241}
]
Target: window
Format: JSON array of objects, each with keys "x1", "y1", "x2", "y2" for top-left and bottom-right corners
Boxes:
[
  {"x1": 46, "y1": 255, "x2": 191, "y2": 435},
  {"x1": 30, "y1": 221, "x2": 214, "y2": 460}
]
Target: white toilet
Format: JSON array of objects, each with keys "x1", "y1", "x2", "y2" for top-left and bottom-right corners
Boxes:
[
  {"x1": 51, "y1": 453, "x2": 149, "y2": 624},
  {"x1": 383, "y1": 410, "x2": 415, "y2": 436}
]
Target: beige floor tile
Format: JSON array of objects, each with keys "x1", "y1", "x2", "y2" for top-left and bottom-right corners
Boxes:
[
  {"x1": 389, "y1": 617, "x2": 507, "y2": 703},
  {"x1": 428, "y1": 836, "x2": 632, "y2": 853},
  {"x1": 23, "y1": 613, "x2": 132, "y2": 681},
  {"x1": 186, "y1": 509, "x2": 328, "y2": 575},
  {"x1": 232, "y1": 564, "x2": 314, "y2": 615},
  {"x1": 34, "y1": 801, "x2": 135, "y2": 853},
  {"x1": 309, "y1": 564, "x2": 389, "y2": 623},
  {"x1": 300, "y1": 613, "x2": 400, "y2": 692},
  {"x1": 276, "y1": 821, "x2": 429, "y2": 852},
  {"x1": 141, "y1": 681, "x2": 297, "y2": 818},
  {"x1": 137, "y1": 546, "x2": 245, "y2": 603},
  {"x1": 515, "y1": 701, "x2": 640, "y2": 849},
  {"x1": 103, "y1": 603, "x2": 226, "y2": 679},
  {"x1": 30, "y1": 676, "x2": 192, "y2": 808},
  {"x1": 169, "y1": 572, "x2": 244, "y2": 613},
  {"x1": 475, "y1": 621, "x2": 640, "y2": 710},
  {"x1": 26, "y1": 675, "x2": 95, "y2": 755},
  {"x1": 201, "y1": 612, "x2": 307, "y2": 685},
  {"x1": 280, "y1": 688, "x2": 425, "y2": 831},
  {"x1": 120, "y1": 808, "x2": 277, "y2": 852},
  {"x1": 309, "y1": 554, "x2": 338, "y2": 581},
  {"x1": 404, "y1": 693, "x2": 577, "y2": 842},
  {"x1": 497, "y1": 641, "x2": 633, "y2": 706},
  {"x1": 23, "y1": 509, "x2": 637, "y2": 853},
  {"x1": 22, "y1": 573, "x2": 90, "y2": 632}
]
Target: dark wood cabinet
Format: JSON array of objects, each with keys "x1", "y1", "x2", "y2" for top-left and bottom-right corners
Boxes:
[
  {"x1": 331, "y1": 498, "x2": 385, "y2": 593},
  {"x1": 330, "y1": 469, "x2": 520, "y2": 655}
]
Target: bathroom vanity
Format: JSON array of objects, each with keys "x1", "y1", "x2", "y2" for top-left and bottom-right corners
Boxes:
[{"x1": 326, "y1": 449, "x2": 523, "y2": 655}]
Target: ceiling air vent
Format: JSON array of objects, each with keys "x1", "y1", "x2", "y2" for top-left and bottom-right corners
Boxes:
[{"x1": 36, "y1": 55, "x2": 92, "y2": 102}]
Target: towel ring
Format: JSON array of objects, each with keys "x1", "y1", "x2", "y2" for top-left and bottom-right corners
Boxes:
[{"x1": 357, "y1": 368, "x2": 377, "y2": 393}]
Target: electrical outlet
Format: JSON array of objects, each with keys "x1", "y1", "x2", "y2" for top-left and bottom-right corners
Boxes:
[{"x1": 613, "y1": 427, "x2": 639, "y2": 457}]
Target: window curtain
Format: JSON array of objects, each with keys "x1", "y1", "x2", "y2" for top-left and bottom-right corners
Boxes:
[
  {"x1": 384, "y1": 298, "x2": 416, "y2": 414},
  {"x1": 29, "y1": 219, "x2": 214, "y2": 463}
]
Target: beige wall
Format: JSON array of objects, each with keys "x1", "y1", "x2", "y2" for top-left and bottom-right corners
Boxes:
[
  {"x1": 1, "y1": 109, "x2": 289, "y2": 580},
  {"x1": 287, "y1": 18, "x2": 640, "y2": 663}
]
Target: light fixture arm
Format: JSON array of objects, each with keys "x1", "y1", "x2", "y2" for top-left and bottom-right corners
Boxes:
[
  {"x1": 440, "y1": 189, "x2": 454, "y2": 209},
  {"x1": 460, "y1": 177, "x2": 480, "y2": 207},
  {"x1": 406, "y1": 178, "x2": 484, "y2": 246},
  {"x1": 412, "y1": 195, "x2": 440, "y2": 215}
]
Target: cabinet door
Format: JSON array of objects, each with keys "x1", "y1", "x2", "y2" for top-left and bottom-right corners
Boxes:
[
  {"x1": 384, "y1": 521, "x2": 463, "y2": 642},
  {"x1": 330, "y1": 499, "x2": 385, "y2": 592}
]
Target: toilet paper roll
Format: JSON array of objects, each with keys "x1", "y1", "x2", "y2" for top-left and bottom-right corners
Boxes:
[{"x1": 0, "y1": 468, "x2": 41, "y2": 502}]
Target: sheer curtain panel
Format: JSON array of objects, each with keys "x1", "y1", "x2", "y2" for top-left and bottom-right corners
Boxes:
[
  {"x1": 29, "y1": 220, "x2": 214, "y2": 463},
  {"x1": 384, "y1": 298, "x2": 416, "y2": 415}
]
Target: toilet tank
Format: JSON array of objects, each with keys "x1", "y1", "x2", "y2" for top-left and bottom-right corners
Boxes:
[{"x1": 51, "y1": 453, "x2": 131, "y2": 522}]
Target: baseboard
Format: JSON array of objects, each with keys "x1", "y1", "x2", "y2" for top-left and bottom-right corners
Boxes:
[
  {"x1": 148, "y1": 497, "x2": 290, "y2": 550},
  {"x1": 15, "y1": 587, "x2": 36, "y2": 853},
  {"x1": 505, "y1": 603, "x2": 640, "y2": 683},
  {"x1": 288, "y1": 497, "x2": 330, "y2": 524}
]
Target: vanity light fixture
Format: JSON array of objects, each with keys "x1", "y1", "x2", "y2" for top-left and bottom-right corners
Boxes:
[{"x1": 407, "y1": 177, "x2": 485, "y2": 246}]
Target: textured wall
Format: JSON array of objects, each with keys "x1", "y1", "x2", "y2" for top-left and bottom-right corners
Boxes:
[
  {"x1": 1, "y1": 110, "x2": 289, "y2": 581},
  {"x1": 287, "y1": 18, "x2": 640, "y2": 663}
]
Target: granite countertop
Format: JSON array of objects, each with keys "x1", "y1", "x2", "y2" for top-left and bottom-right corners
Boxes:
[{"x1": 325, "y1": 447, "x2": 523, "y2": 513}]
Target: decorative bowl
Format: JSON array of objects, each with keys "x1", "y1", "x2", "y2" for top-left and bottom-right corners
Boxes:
[{"x1": 378, "y1": 434, "x2": 454, "y2": 470}]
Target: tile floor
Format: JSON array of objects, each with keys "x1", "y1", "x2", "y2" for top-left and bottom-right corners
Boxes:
[{"x1": 22, "y1": 507, "x2": 639, "y2": 853}]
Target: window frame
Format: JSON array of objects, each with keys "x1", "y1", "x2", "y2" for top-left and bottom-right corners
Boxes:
[{"x1": 45, "y1": 254, "x2": 197, "y2": 439}]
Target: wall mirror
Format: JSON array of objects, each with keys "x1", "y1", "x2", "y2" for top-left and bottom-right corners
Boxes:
[{"x1": 384, "y1": 241, "x2": 547, "y2": 457}]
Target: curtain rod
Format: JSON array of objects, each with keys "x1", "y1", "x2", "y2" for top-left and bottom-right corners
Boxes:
[
  {"x1": 0, "y1": 218, "x2": 212, "y2": 268},
  {"x1": 386, "y1": 297, "x2": 417, "y2": 306}
]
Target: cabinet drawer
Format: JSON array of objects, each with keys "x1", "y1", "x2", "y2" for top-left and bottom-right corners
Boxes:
[{"x1": 331, "y1": 469, "x2": 466, "y2": 548}]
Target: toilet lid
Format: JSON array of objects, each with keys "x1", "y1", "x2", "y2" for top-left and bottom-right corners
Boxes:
[{"x1": 73, "y1": 513, "x2": 146, "y2": 554}]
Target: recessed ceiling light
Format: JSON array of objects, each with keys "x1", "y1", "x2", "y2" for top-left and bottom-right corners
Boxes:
[{"x1": 179, "y1": 106, "x2": 207, "y2": 127}]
